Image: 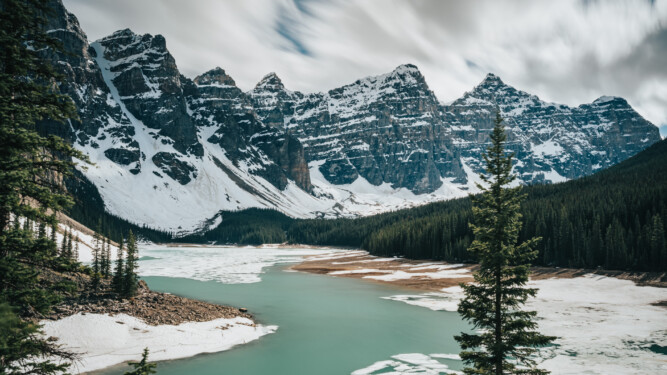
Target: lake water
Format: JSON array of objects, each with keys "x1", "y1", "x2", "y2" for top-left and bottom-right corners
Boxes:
[{"x1": 93, "y1": 246, "x2": 468, "y2": 375}]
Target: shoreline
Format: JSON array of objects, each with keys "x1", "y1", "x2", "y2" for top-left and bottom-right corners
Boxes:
[
  {"x1": 290, "y1": 249, "x2": 667, "y2": 374},
  {"x1": 38, "y1": 263, "x2": 274, "y2": 374},
  {"x1": 291, "y1": 251, "x2": 667, "y2": 290},
  {"x1": 41, "y1": 313, "x2": 276, "y2": 374}
]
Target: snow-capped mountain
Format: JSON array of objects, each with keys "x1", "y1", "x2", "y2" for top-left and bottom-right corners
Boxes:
[{"x1": 43, "y1": 0, "x2": 661, "y2": 233}]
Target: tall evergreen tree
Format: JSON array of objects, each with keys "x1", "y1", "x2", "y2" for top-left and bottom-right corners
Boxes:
[
  {"x1": 0, "y1": 0, "x2": 86, "y2": 372},
  {"x1": 65, "y1": 229, "x2": 72, "y2": 260},
  {"x1": 72, "y1": 235, "x2": 79, "y2": 262},
  {"x1": 103, "y1": 234, "x2": 111, "y2": 277},
  {"x1": 123, "y1": 231, "x2": 139, "y2": 298},
  {"x1": 112, "y1": 236, "x2": 125, "y2": 295},
  {"x1": 49, "y1": 222, "x2": 56, "y2": 243},
  {"x1": 91, "y1": 231, "x2": 101, "y2": 290},
  {"x1": 59, "y1": 229, "x2": 67, "y2": 257},
  {"x1": 455, "y1": 111, "x2": 554, "y2": 375}
]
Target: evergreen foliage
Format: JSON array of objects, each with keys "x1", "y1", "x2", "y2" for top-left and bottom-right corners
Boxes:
[
  {"x1": 124, "y1": 348, "x2": 157, "y2": 375},
  {"x1": 357, "y1": 139, "x2": 667, "y2": 271},
  {"x1": 91, "y1": 231, "x2": 101, "y2": 290},
  {"x1": 454, "y1": 111, "x2": 553, "y2": 374},
  {"x1": 0, "y1": 303, "x2": 75, "y2": 374},
  {"x1": 113, "y1": 236, "x2": 125, "y2": 295},
  {"x1": 123, "y1": 231, "x2": 139, "y2": 298},
  {"x1": 0, "y1": 0, "x2": 86, "y2": 372}
]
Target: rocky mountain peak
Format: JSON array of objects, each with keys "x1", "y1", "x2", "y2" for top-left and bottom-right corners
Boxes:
[
  {"x1": 592, "y1": 96, "x2": 629, "y2": 107},
  {"x1": 194, "y1": 67, "x2": 236, "y2": 87},
  {"x1": 45, "y1": 0, "x2": 87, "y2": 42},
  {"x1": 454, "y1": 72, "x2": 539, "y2": 111},
  {"x1": 384, "y1": 63, "x2": 429, "y2": 89},
  {"x1": 390, "y1": 63, "x2": 422, "y2": 77},
  {"x1": 479, "y1": 72, "x2": 504, "y2": 85},
  {"x1": 469, "y1": 72, "x2": 516, "y2": 97},
  {"x1": 255, "y1": 72, "x2": 285, "y2": 92}
]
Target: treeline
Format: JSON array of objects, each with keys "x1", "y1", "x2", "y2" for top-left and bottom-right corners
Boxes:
[
  {"x1": 65, "y1": 139, "x2": 667, "y2": 273},
  {"x1": 360, "y1": 139, "x2": 667, "y2": 272},
  {"x1": 179, "y1": 208, "x2": 292, "y2": 244},
  {"x1": 212, "y1": 139, "x2": 667, "y2": 272}
]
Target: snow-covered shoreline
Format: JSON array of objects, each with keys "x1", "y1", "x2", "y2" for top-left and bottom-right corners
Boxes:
[
  {"x1": 295, "y1": 251, "x2": 667, "y2": 375},
  {"x1": 41, "y1": 313, "x2": 277, "y2": 374}
]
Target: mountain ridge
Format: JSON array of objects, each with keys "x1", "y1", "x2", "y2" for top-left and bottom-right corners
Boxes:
[{"x1": 42, "y1": 0, "x2": 661, "y2": 233}]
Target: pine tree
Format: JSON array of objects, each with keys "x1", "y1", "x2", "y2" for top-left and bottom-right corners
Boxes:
[
  {"x1": 455, "y1": 111, "x2": 554, "y2": 375},
  {"x1": 649, "y1": 214, "x2": 666, "y2": 270},
  {"x1": 104, "y1": 234, "x2": 112, "y2": 277},
  {"x1": 123, "y1": 231, "x2": 139, "y2": 298},
  {"x1": 124, "y1": 348, "x2": 156, "y2": 375},
  {"x1": 49, "y1": 222, "x2": 57, "y2": 243},
  {"x1": 72, "y1": 235, "x2": 80, "y2": 262},
  {"x1": 37, "y1": 221, "x2": 46, "y2": 239},
  {"x1": 65, "y1": 229, "x2": 73, "y2": 260},
  {"x1": 0, "y1": 0, "x2": 86, "y2": 372},
  {"x1": 60, "y1": 229, "x2": 68, "y2": 257},
  {"x1": 113, "y1": 236, "x2": 125, "y2": 295},
  {"x1": 100, "y1": 236, "x2": 108, "y2": 278},
  {"x1": 91, "y1": 231, "x2": 101, "y2": 290}
]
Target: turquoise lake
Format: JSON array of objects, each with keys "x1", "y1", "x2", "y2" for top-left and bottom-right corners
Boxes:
[{"x1": 93, "y1": 247, "x2": 468, "y2": 375}]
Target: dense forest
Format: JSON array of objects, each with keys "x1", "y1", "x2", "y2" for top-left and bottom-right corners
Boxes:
[
  {"x1": 291, "y1": 139, "x2": 667, "y2": 272},
  {"x1": 66, "y1": 139, "x2": 667, "y2": 272}
]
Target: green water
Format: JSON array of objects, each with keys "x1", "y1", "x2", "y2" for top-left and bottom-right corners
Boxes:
[{"x1": 95, "y1": 264, "x2": 468, "y2": 375}]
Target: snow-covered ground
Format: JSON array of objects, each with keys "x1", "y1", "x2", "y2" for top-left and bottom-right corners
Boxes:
[
  {"x1": 41, "y1": 313, "x2": 276, "y2": 374},
  {"x1": 40, "y1": 245, "x2": 344, "y2": 374},
  {"x1": 352, "y1": 353, "x2": 462, "y2": 375},
  {"x1": 42, "y1": 244, "x2": 666, "y2": 374},
  {"x1": 53, "y1": 222, "x2": 117, "y2": 264},
  {"x1": 136, "y1": 244, "x2": 348, "y2": 284},
  {"x1": 376, "y1": 274, "x2": 667, "y2": 374}
]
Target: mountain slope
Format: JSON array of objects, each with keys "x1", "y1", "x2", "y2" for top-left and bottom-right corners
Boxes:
[
  {"x1": 291, "y1": 139, "x2": 667, "y2": 271},
  {"x1": 43, "y1": 0, "x2": 661, "y2": 233}
]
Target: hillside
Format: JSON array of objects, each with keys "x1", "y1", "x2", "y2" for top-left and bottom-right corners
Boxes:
[
  {"x1": 41, "y1": 0, "x2": 660, "y2": 233},
  {"x1": 177, "y1": 139, "x2": 667, "y2": 273}
]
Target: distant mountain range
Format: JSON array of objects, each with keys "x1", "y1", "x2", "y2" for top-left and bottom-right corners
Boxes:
[{"x1": 43, "y1": 0, "x2": 660, "y2": 233}]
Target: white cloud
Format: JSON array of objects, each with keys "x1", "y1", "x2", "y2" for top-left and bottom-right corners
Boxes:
[{"x1": 62, "y1": 0, "x2": 667, "y2": 126}]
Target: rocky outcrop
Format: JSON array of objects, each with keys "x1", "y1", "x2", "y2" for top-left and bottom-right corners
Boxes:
[
  {"x1": 189, "y1": 67, "x2": 312, "y2": 192},
  {"x1": 252, "y1": 67, "x2": 660, "y2": 192},
  {"x1": 94, "y1": 29, "x2": 203, "y2": 157},
  {"x1": 39, "y1": 270, "x2": 253, "y2": 326},
  {"x1": 151, "y1": 152, "x2": 196, "y2": 185},
  {"x1": 249, "y1": 65, "x2": 467, "y2": 194},
  {"x1": 444, "y1": 74, "x2": 660, "y2": 182},
  {"x1": 43, "y1": 0, "x2": 312, "y2": 196},
  {"x1": 41, "y1": 0, "x2": 135, "y2": 151},
  {"x1": 39, "y1": 0, "x2": 661, "y2": 229}
]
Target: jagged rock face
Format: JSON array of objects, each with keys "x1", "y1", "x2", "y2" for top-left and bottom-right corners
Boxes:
[
  {"x1": 188, "y1": 68, "x2": 312, "y2": 192},
  {"x1": 39, "y1": 0, "x2": 315, "y2": 233},
  {"x1": 43, "y1": 0, "x2": 311, "y2": 193},
  {"x1": 40, "y1": 0, "x2": 661, "y2": 231},
  {"x1": 444, "y1": 74, "x2": 660, "y2": 182},
  {"x1": 249, "y1": 73, "x2": 303, "y2": 129},
  {"x1": 94, "y1": 29, "x2": 203, "y2": 157},
  {"x1": 40, "y1": 0, "x2": 141, "y2": 173},
  {"x1": 251, "y1": 68, "x2": 660, "y2": 192},
  {"x1": 250, "y1": 64, "x2": 467, "y2": 194},
  {"x1": 151, "y1": 152, "x2": 197, "y2": 185}
]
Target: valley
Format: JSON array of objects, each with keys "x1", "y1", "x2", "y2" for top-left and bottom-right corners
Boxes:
[{"x1": 2, "y1": 1, "x2": 666, "y2": 375}]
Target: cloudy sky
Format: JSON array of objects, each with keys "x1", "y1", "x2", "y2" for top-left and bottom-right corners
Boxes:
[{"x1": 63, "y1": 0, "x2": 667, "y2": 135}]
